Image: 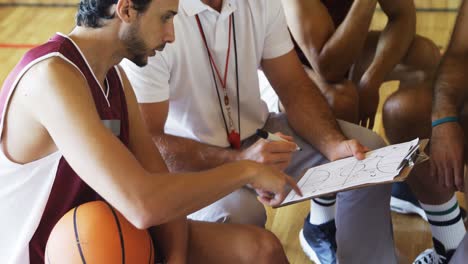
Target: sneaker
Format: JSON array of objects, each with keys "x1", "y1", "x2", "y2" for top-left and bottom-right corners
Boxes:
[
  {"x1": 391, "y1": 182, "x2": 467, "y2": 222},
  {"x1": 413, "y1": 249, "x2": 448, "y2": 264},
  {"x1": 391, "y1": 182, "x2": 427, "y2": 220},
  {"x1": 299, "y1": 214, "x2": 337, "y2": 264},
  {"x1": 413, "y1": 238, "x2": 455, "y2": 264}
]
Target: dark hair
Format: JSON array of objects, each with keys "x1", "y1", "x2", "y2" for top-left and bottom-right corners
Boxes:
[{"x1": 76, "y1": 0, "x2": 152, "y2": 28}]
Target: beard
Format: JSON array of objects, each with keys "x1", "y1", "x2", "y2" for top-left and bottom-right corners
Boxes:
[{"x1": 123, "y1": 25, "x2": 150, "y2": 67}]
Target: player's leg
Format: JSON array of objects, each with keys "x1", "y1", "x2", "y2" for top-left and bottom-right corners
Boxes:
[
  {"x1": 187, "y1": 187, "x2": 267, "y2": 227},
  {"x1": 448, "y1": 104, "x2": 468, "y2": 263},
  {"x1": 186, "y1": 220, "x2": 289, "y2": 264},
  {"x1": 334, "y1": 120, "x2": 397, "y2": 264},
  {"x1": 448, "y1": 135, "x2": 468, "y2": 264},
  {"x1": 350, "y1": 31, "x2": 440, "y2": 130},
  {"x1": 263, "y1": 112, "x2": 337, "y2": 263},
  {"x1": 383, "y1": 55, "x2": 464, "y2": 264}
]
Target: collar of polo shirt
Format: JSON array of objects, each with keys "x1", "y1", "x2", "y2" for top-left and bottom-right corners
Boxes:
[{"x1": 181, "y1": 0, "x2": 237, "y2": 17}]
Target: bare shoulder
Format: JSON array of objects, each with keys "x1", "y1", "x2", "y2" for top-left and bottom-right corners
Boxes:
[
  {"x1": 3, "y1": 56, "x2": 91, "y2": 163},
  {"x1": 16, "y1": 56, "x2": 95, "y2": 119},
  {"x1": 14, "y1": 55, "x2": 101, "y2": 141},
  {"x1": 19, "y1": 56, "x2": 88, "y2": 99},
  {"x1": 10, "y1": 55, "x2": 93, "y2": 129}
]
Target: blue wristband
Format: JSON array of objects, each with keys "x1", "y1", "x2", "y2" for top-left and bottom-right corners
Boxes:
[{"x1": 431, "y1": 116, "x2": 458, "y2": 128}]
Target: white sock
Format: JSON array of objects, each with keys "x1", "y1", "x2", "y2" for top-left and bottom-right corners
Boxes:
[
  {"x1": 309, "y1": 197, "x2": 336, "y2": 225},
  {"x1": 420, "y1": 195, "x2": 466, "y2": 251}
]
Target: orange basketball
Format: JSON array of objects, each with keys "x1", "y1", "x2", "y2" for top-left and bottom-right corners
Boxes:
[{"x1": 45, "y1": 201, "x2": 155, "y2": 264}]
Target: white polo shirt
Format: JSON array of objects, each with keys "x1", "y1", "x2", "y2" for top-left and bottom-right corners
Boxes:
[{"x1": 121, "y1": 0, "x2": 293, "y2": 147}]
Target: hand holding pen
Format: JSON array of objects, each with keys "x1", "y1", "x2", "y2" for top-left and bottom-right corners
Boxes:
[
  {"x1": 256, "y1": 129, "x2": 302, "y2": 151},
  {"x1": 236, "y1": 129, "x2": 299, "y2": 172}
]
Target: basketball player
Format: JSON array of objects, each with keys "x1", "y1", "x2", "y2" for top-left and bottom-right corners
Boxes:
[
  {"x1": 270, "y1": 1, "x2": 465, "y2": 262},
  {"x1": 0, "y1": 0, "x2": 300, "y2": 263},
  {"x1": 414, "y1": 1, "x2": 468, "y2": 263}
]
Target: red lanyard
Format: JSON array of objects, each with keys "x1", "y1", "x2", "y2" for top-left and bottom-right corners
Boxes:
[{"x1": 196, "y1": 13, "x2": 241, "y2": 149}]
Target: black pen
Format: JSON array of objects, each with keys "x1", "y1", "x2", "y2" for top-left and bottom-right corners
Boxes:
[
  {"x1": 256, "y1": 129, "x2": 302, "y2": 151},
  {"x1": 397, "y1": 145, "x2": 419, "y2": 170}
]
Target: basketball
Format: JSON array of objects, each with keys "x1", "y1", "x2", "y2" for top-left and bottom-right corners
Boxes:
[{"x1": 45, "y1": 201, "x2": 154, "y2": 264}]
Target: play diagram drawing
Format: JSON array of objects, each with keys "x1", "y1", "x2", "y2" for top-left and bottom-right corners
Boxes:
[{"x1": 281, "y1": 139, "x2": 420, "y2": 206}]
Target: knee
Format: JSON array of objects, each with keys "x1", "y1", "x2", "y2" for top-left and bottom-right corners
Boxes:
[
  {"x1": 338, "y1": 182, "x2": 392, "y2": 207},
  {"x1": 382, "y1": 93, "x2": 408, "y2": 125},
  {"x1": 218, "y1": 189, "x2": 267, "y2": 227},
  {"x1": 383, "y1": 90, "x2": 430, "y2": 122},
  {"x1": 242, "y1": 229, "x2": 287, "y2": 264},
  {"x1": 382, "y1": 89, "x2": 431, "y2": 141},
  {"x1": 224, "y1": 201, "x2": 267, "y2": 227},
  {"x1": 406, "y1": 36, "x2": 441, "y2": 75}
]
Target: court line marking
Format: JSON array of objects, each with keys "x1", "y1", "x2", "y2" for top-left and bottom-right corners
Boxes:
[{"x1": 0, "y1": 2, "x2": 76, "y2": 7}]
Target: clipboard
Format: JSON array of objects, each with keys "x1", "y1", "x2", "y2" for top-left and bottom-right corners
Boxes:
[{"x1": 275, "y1": 139, "x2": 429, "y2": 208}]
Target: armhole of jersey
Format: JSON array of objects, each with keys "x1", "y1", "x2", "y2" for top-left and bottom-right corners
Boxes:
[{"x1": 0, "y1": 53, "x2": 85, "y2": 140}]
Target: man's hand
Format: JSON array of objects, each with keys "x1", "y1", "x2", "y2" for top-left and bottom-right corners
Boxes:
[
  {"x1": 328, "y1": 139, "x2": 370, "y2": 161},
  {"x1": 358, "y1": 75, "x2": 381, "y2": 129},
  {"x1": 245, "y1": 161, "x2": 303, "y2": 207},
  {"x1": 238, "y1": 132, "x2": 298, "y2": 171},
  {"x1": 430, "y1": 122, "x2": 465, "y2": 192}
]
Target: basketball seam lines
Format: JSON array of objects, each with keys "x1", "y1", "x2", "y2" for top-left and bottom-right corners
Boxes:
[
  {"x1": 105, "y1": 202, "x2": 126, "y2": 264},
  {"x1": 73, "y1": 205, "x2": 87, "y2": 264}
]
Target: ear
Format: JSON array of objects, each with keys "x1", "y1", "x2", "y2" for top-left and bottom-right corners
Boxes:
[{"x1": 115, "y1": 0, "x2": 138, "y2": 23}]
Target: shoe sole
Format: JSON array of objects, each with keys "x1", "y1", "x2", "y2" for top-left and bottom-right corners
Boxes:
[
  {"x1": 299, "y1": 229, "x2": 321, "y2": 264},
  {"x1": 390, "y1": 197, "x2": 427, "y2": 221}
]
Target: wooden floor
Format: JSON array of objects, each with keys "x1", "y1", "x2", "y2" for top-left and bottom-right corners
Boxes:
[{"x1": 0, "y1": 0, "x2": 465, "y2": 263}]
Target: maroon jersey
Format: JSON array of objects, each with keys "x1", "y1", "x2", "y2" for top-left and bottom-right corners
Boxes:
[{"x1": 0, "y1": 33, "x2": 129, "y2": 263}]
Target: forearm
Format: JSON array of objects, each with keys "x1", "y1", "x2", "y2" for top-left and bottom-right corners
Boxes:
[
  {"x1": 283, "y1": 79, "x2": 346, "y2": 160},
  {"x1": 363, "y1": 7, "x2": 416, "y2": 84},
  {"x1": 153, "y1": 133, "x2": 238, "y2": 172},
  {"x1": 140, "y1": 154, "x2": 189, "y2": 263},
  {"x1": 144, "y1": 161, "x2": 254, "y2": 226},
  {"x1": 432, "y1": 54, "x2": 468, "y2": 119},
  {"x1": 150, "y1": 218, "x2": 188, "y2": 263},
  {"x1": 432, "y1": 1, "x2": 468, "y2": 119},
  {"x1": 262, "y1": 51, "x2": 347, "y2": 160},
  {"x1": 308, "y1": 0, "x2": 377, "y2": 81}
]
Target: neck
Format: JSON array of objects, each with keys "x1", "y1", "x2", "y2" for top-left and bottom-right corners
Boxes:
[
  {"x1": 202, "y1": 0, "x2": 223, "y2": 12},
  {"x1": 68, "y1": 26, "x2": 125, "y2": 85}
]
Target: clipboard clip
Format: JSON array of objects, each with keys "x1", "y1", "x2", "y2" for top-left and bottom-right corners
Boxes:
[{"x1": 397, "y1": 144, "x2": 421, "y2": 171}]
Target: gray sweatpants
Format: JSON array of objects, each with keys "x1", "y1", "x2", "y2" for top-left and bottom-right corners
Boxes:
[
  {"x1": 450, "y1": 234, "x2": 468, "y2": 263},
  {"x1": 188, "y1": 113, "x2": 397, "y2": 264}
]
